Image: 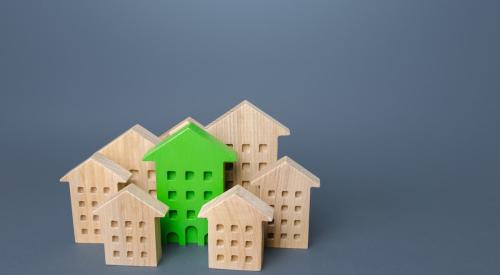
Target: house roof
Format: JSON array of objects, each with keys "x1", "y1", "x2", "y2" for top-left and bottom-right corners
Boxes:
[
  {"x1": 159, "y1": 117, "x2": 204, "y2": 139},
  {"x1": 205, "y1": 100, "x2": 290, "y2": 136},
  {"x1": 93, "y1": 184, "x2": 168, "y2": 217},
  {"x1": 251, "y1": 156, "x2": 320, "y2": 188},
  {"x1": 198, "y1": 185, "x2": 274, "y2": 221},
  {"x1": 143, "y1": 122, "x2": 237, "y2": 162},
  {"x1": 98, "y1": 124, "x2": 160, "y2": 152},
  {"x1": 60, "y1": 152, "x2": 132, "y2": 183}
]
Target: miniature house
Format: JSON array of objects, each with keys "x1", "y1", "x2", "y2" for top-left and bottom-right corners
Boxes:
[
  {"x1": 60, "y1": 153, "x2": 132, "y2": 243},
  {"x1": 205, "y1": 100, "x2": 290, "y2": 195},
  {"x1": 159, "y1": 117, "x2": 204, "y2": 140},
  {"x1": 93, "y1": 184, "x2": 168, "y2": 267},
  {"x1": 198, "y1": 185, "x2": 274, "y2": 271},
  {"x1": 144, "y1": 122, "x2": 237, "y2": 246},
  {"x1": 250, "y1": 156, "x2": 320, "y2": 249},
  {"x1": 98, "y1": 124, "x2": 160, "y2": 197}
]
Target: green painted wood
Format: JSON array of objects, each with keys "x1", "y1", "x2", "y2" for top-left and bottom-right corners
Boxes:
[{"x1": 144, "y1": 122, "x2": 237, "y2": 246}]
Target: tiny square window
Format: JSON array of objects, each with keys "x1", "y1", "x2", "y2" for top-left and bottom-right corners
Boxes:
[
  {"x1": 126, "y1": 236, "x2": 132, "y2": 243},
  {"x1": 226, "y1": 144, "x2": 233, "y2": 148},
  {"x1": 125, "y1": 221, "x2": 132, "y2": 228},
  {"x1": 217, "y1": 254, "x2": 224, "y2": 261},
  {"x1": 149, "y1": 190, "x2": 157, "y2": 197},
  {"x1": 245, "y1": 225, "x2": 253, "y2": 233},
  {"x1": 187, "y1": 210, "x2": 196, "y2": 219},
  {"x1": 78, "y1": 201, "x2": 85, "y2": 207},
  {"x1": 141, "y1": 251, "x2": 147, "y2": 258},
  {"x1": 282, "y1": 191, "x2": 289, "y2": 197},
  {"x1": 185, "y1": 171, "x2": 194, "y2": 180},
  {"x1": 281, "y1": 205, "x2": 288, "y2": 211},
  {"x1": 295, "y1": 191, "x2": 302, "y2": 198},
  {"x1": 166, "y1": 171, "x2": 176, "y2": 180},
  {"x1": 281, "y1": 219, "x2": 288, "y2": 225},
  {"x1": 203, "y1": 171, "x2": 212, "y2": 181},
  {"x1": 245, "y1": 256, "x2": 253, "y2": 263},
  {"x1": 242, "y1": 163, "x2": 250, "y2": 170},
  {"x1": 91, "y1": 201, "x2": 98, "y2": 207},
  {"x1": 204, "y1": 191, "x2": 213, "y2": 200},
  {"x1": 186, "y1": 191, "x2": 195, "y2": 200},
  {"x1": 268, "y1": 190, "x2": 275, "y2": 197},
  {"x1": 139, "y1": 221, "x2": 145, "y2": 228},
  {"x1": 216, "y1": 224, "x2": 224, "y2": 232},
  {"x1": 94, "y1": 229, "x2": 100, "y2": 235},
  {"x1": 281, "y1": 233, "x2": 287, "y2": 239},
  {"x1": 295, "y1": 206, "x2": 302, "y2": 212},
  {"x1": 169, "y1": 210, "x2": 178, "y2": 219},
  {"x1": 81, "y1": 229, "x2": 88, "y2": 234},
  {"x1": 113, "y1": 251, "x2": 120, "y2": 257},
  {"x1": 90, "y1": 187, "x2": 97, "y2": 193},
  {"x1": 168, "y1": 191, "x2": 177, "y2": 199},
  {"x1": 127, "y1": 251, "x2": 133, "y2": 258},
  {"x1": 294, "y1": 234, "x2": 301, "y2": 240},
  {"x1": 216, "y1": 239, "x2": 224, "y2": 246},
  {"x1": 231, "y1": 225, "x2": 238, "y2": 232},
  {"x1": 242, "y1": 181, "x2": 250, "y2": 188},
  {"x1": 258, "y1": 162, "x2": 267, "y2": 171},
  {"x1": 80, "y1": 215, "x2": 86, "y2": 221},
  {"x1": 242, "y1": 144, "x2": 250, "y2": 152},
  {"x1": 231, "y1": 255, "x2": 238, "y2": 262},
  {"x1": 245, "y1": 241, "x2": 252, "y2": 248},
  {"x1": 112, "y1": 236, "x2": 119, "y2": 242},
  {"x1": 93, "y1": 215, "x2": 99, "y2": 221},
  {"x1": 147, "y1": 170, "x2": 156, "y2": 179},
  {"x1": 294, "y1": 220, "x2": 301, "y2": 226},
  {"x1": 103, "y1": 187, "x2": 110, "y2": 194},
  {"x1": 140, "y1": 236, "x2": 146, "y2": 243},
  {"x1": 258, "y1": 144, "x2": 268, "y2": 153},
  {"x1": 231, "y1": 240, "x2": 238, "y2": 247},
  {"x1": 77, "y1": 187, "x2": 84, "y2": 193},
  {"x1": 111, "y1": 220, "x2": 118, "y2": 227}
]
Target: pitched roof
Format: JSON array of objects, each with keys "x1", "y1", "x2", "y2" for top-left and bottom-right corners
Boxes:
[
  {"x1": 144, "y1": 122, "x2": 237, "y2": 162},
  {"x1": 205, "y1": 100, "x2": 290, "y2": 136},
  {"x1": 198, "y1": 185, "x2": 273, "y2": 221},
  {"x1": 60, "y1": 152, "x2": 132, "y2": 183},
  {"x1": 159, "y1": 117, "x2": 204, "y2": 139},
  {"x1": 93, "y1": 184, "x2": 168, "y2": 217},
  {"x1": 98, "y1": 124, "x2": 160, "y2": 152},
  {"x1": 251, "y1": 156, "x2": 320, "y2": 188}
]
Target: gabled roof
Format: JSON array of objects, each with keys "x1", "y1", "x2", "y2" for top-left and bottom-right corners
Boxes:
[
  {"x1": 198, "y1": 185, "x2": 273, "y2": 222},
  {"x1": 205, "y1": 100, "x2": 290, "y2": 136},
  {"x1": 144, "y1": 122, "x2": 237, "y2": 162},
  {"x1": 251, "y1": 156, "x2": 320, "y2": 188},
  {"x1": 93, "y1": 184, "x2": 168, "y2": 217},
  {"x1": 98, "y1": 124, "x2": 160, "y2": 152},
  {"x1": 159, "y1": 117, "x2": 204, "y2": 139},
  {"x1": 60, "y1": 153, "x2": 131, "y2": 183}
]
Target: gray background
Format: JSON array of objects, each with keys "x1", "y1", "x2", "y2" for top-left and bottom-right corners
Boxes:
[{"x1": 1, "y1": 0, "x2": 499, "y2": 274}]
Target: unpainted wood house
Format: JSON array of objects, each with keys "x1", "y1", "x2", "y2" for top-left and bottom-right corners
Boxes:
[
  {"x1": 199, "y1": 185, "x2": 274, "y2": 271},
  {"x1": 250, "y1": 156, "x2": 320, "y2": 249},
  {"x1": 159, "y1": 117, "x2": 204, "y2": 140},
  {"x1": 60, "y1": 153, "x2": 132, "y2": 243},
  {"x1": 206, "y1": 100, "x2": 290, "y2": 195},
  {"x1": 98, "y1": 124, "x2": 160, "y2": 197},
  {"x1": 93, "y1": 184, "x2": 168, "y2": 266}
]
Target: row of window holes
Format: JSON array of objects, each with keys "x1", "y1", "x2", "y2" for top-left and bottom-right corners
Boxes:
[
  {"x1": 216, "y1": 239, "x2": 253, "y2": 248},
  {"x1": 81, "y1": 228, "x2": 100, "y2": 235},
  {"x1": 80, "y1": 214, "x2": 99, "y2": 221},
  {"x1": 112, "y1": 235, "x2": 146, "y2": 243},
  {"x1": 226, "y1": 163, "x2": 267, "y2": 171},
  {"x1": 269, "y1": 205, "x2": 302, "y2": 212},
  {"x1": 78, "y1": 200, "x2": 99, "y2": 207},
  {"x1": 167, "y1": 191, "x2": 213, "y2": 200},
  {"x1": 268, "y1": 219, "x2": 301, "y2": 226},
  {"x1": 77, "y1": 186, "x2": 110, "y2": 194},
  {"x1": 217, "y1": 254, "x2": 253, "y2": 263},
  {"x1": 113, "y1": 251, "x2": 147, "y2": 258},
  {"x1": 166, "y1": 171, "x2": 213, "y2": 181},
  {"x1": 216, "y1": 224, "x2": 253, "y2": 233},
  {"x1": 268, "y1": 190, "x2": 303, "y2": 198},
  {"x1": 111, "y1": 220, "x2": 146, "y2": 228},
  {"x1": 267, "y1": 233, "x2": 301, "y2": 240},
  {"x1": 226, "y1": 144, "x2": 268, "y2": 153}
]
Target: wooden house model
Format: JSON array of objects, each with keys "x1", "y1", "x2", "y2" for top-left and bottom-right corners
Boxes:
[
  {"x1": 198, "y1": 185, "x2": 274, "y2": 271},
  {"x1": 206, "y1": 100, "x2": 290, "y2": 194},
  {"x1": 98, "y1": 124, "x2": 160, "y2": 197},
  {"x1": 144, "y1": 122, "x2": 237, "y2": 246},
  {"x1": 159, "y1": 117, "x2": 204, "y2": 140},
  {"x1": 93, "y1": 184, "x2": 168, "y2": 266},
  {"x1": 250, "y1": 156, "x2": 320, "y2": 249},
  {"x1": 60, "y1": 153, "x2": 132, "y2": 243}
]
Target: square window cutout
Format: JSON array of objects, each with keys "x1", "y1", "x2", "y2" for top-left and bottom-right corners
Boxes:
[
  {"x1": 168, "y1": 191, "x2": 177, "y2": 199},
  {"x1": 258, "y1": 144, "x2": 268, "y2": 153},
  {"x1": 187, "y1": 210, "x2": 196, "y2": 219},
  {"x1": 169, "y1": 210, "x2": 178, "y2": 219},
  {"x1": 203, "y1": 171, "x2": 212, "y2": 181},
  {"x1": 204, "y1": 191, "x2": 213, "y2": 200},
  {"x1": 186, "y1": 191, "x2": 195, "y2": 200},
  {"x1": 166, "y1": 171, "x2": 176, "y2": 180},
  {"x1": 242, "y1": 144, "x2": 250, "y2": 152},
  {"x1": 185, "y1": 171, "x2": 194, "y2": 180}
]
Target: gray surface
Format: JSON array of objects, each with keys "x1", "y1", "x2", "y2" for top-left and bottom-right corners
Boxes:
[{"x1": 1, "y1": 0, "x2": 499, "y2": 274}]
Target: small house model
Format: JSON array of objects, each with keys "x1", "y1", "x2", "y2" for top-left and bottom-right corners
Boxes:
[
  {"x1": 60, "y1": 153, "x2": 132, "y2": 243},
  {"x1": 198, "y1": 185, "x2": 274, "y2": 271},
  {"x1": 93, "y1": 184, "x2": 168, "y2": 266},
  {"x1": 144, "y1": 122, "x2": 237, "y2": 246},
  {"x1": 159, "y1": 117, "x2": 204, "y2": 140},
  {"x1": 206, "y1": 100, "x2": 290, "y2": 194},
  {"x1": 250, "y1": 156, "x2": 320, "y2": 249},
  {"x1": 98, "y1": 124, "x2": 160, "y2": 197}
]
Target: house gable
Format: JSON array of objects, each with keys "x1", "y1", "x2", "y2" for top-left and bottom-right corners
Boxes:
[
  {"x1": 251, "y1": 156, "x2": 320, "y2": 189},
  {"x1": 159, "y1": 117, "x2": 204, "y2": 139},
  {"x1": 60, "y1": 153, "x2": 131, "y2": 184}
]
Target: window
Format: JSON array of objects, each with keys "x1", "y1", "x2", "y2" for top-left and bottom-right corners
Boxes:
[
  {"x1": 126, "y1": 236, "x2": 132, "y2": 243},
  {"x1": 80, "y1": 215, "x2": 86, "y2": 221},
  {"x1": 91, "y1": 201, "x2": 98, "y2": 207},
  {"x1": 93, "y1": 215, "x2": 99, "y2": 221},
  {"x1": 258, "y1": 162, "x2": 267, "y2": 171},
  {"x1": 141, "y1": 251, "x2": 147, "y2": 258},
  {"x1": 281, "y1": 205, "x2": 288, "y2": 211},
  {"x1": 112, "y1": 236, "x2": 119, "y2": 242},
  {"x1": 78, "y1": 201, "x2": 85, "y2": 207},
  {"x1": 294, "y1": 220, "x2": 301, "y2": 226},
  {"x1": 166, "y1": 171, "x2": 176, "y2": 180},
  {"x1": 245, "y1": 241, "x2": 252, "y2": 248},
  {"x1": 125, "y1": 221, "x2": 132, "y2": 228},
  {"x1": 231, "y1": 225, "x2": 238, "y2": 232},
  {"x1": 245, "y1": 256, "x2": 253, "y2": 263},
  {"x1": 216, "y1": 224, "x2": 224, "y2": 232},
  {"x1": 281, "y1": 233, "x2": 287, "y2": 239},
  {"x1": 111, "y1": 220, "x2": 118, "y2": 227},
  {"x1": 103, "y1": 187, "x2": 110, "y2": 194},
  {"x1": 281, "y1": 219, "x2": 287, "y2": 225},
  {"x1": 185, "y1": 171, "x2": 194, "y2": 180},
  {"x1": 231, "y1": 240, "x2": 238, "y2": 247},
  {"x1": 169, "y1": 210, "x2": 178, "y2": 219},
  {"x1": 140, "y1": 236, "x2": 146, "y2": 243},
  {"x1": 231, "y1": 255, "x2": 238, "y2": 262},
  {"x1": 186, "y1": 191, "x2": 195, "y2": 200},
  {"x1": 168, "y1": 191, "x2": 177, "y2": 199},
  {"x1": 242, "y1": 144, "x2": 250, "y2": 153},
  {"x1": 139, "y1": 221, "x2": 145, "y2": 228},
  {"x1": 295, "y1": 191, "x2": 302, "y2": 198},
  {"x1": 217, "y1": 255, "x2": 224, "y2": 261},
  {"x1": 245, "y1": 225, "x2": 253, "y2": 233},
  {"x1": 127, "y1": 251, "x2": 133, "y2": 258},
  {"x1": 203, "y1": 171, "x2": 212, "y2": 181},
  {"x1": 258, "y1": 144, "x2": 268, "y2": 153},
  {"x1": 294, "y1": 234, "x2": 301, "y2": 240},
  {"x1": 77, "y1": 187, "x2": 84, "y2": 193},
  {"x1": 113, "y1": 251, "x2": 120, "y2": 257},
  {"x1": 242, "y1": 163, "x2": 250, "y2": 170},
  {"x1": 216, "y1": 239, "x2": 224, "y2": 247},
  {"x1": 187, "y1": 210, "x2": 196, "y2": 219},
  {"x1": 94, "y1": 229, "x2": 100, "y2": 235},
  {"x1": 268, "y1": 190, "x2": 275, "y2": 197},
  {"x1": 282, "y1": 191, "x2": 289, "y2": 197},
  {"x1": 90, "y1": 187, "x2": 97, "y2": 193},
  {"x1": 295, "y1": 206, "x2": 302, "y2": 212},
  {"x1": 204, "y1": 191, "x2": 213, "y2": 200},
  {"x1": 81, "y1": 229, "x2": 88, "y2": 234}
]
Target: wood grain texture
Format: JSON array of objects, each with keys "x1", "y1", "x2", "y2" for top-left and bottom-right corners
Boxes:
[
  {"x1": 98, "y1": 124, "x2": 160, "y2": 197},
  {"x1": 206, "y1": 100, "x2": 290, "y2": 195},
  {"x1": 60, "y1": 153, "x2": 132, "y2": 243},
  {"x1": 250, "y1": 156, "x2": 320, "y2": 249},
  {"x1": 159, "y1": 117, "x2": 204, "y2": 140},
  {"x1": 93, "y1": 184, "x2": 168, "y2": 267},
  {"x1": 199, "y1": 185, "x2": 273, "y2": 271}
]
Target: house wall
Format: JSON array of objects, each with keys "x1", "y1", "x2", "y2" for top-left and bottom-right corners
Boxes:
[{"x1": 100, "y1": 195, "x2": 160, "y2": 266}]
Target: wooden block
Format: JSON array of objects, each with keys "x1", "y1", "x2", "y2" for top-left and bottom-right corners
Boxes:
[
  {"x1": 250, "y1": 156, "x2": 320, "y2": 249},
  {"x1": 98, "y1": 124, "x2": 160, "y2": 197},
  {"x1": 60, "y1": 153, "x2": 132, "y2": 243},
  {"x1": 205, "y1": 100, "x2": 290, "y2": 195},
  {"x1": 144, "y1": 122, "x2": 237, "y2": 246},
  {"x1": 199, "y1": 185, "x2": 274, "y2": 271},
  {"x1": 93, "y1": 184, "x2": 168, "y2": 267},
  {"x1": 159, "y1": 117, "x2": 204, "y2": 140}
]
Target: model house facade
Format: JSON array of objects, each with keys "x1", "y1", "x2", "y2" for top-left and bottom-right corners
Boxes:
[
  {"x1": 98, "y1": 124, "x2": 160, "y2": 197},
  {"x1": 199, "y1": 185, "x2": 274, "y2": 271},
  {"x1": 205, "y1": 100, "x2": 290, "y2": 195},
  {"x1": 250, "y1": 156, "x2": 320, "y2": 249},
  {"x1": 144, "y1": 122, "x2": 237, "y2": 246},
  {"x1": 60, "y1": 153, "x2": 132, "y2": 243},
  {"x1": 93, "y1": 184, "x2": 168, "y2": 266}
]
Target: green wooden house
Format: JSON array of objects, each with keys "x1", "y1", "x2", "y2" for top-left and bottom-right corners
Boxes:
[{"x1": 143, "y1": 122, "x2": 237, "y2": 246}]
